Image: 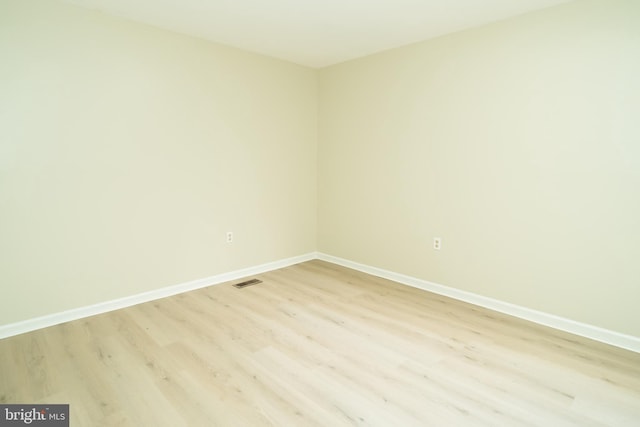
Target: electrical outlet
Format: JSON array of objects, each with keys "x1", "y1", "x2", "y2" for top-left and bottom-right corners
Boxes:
[
  {"x1": 433, "y1": 237, "x2": 441, "y2": 250},
  {"x1": 226, "y1": 231, "x2": 233, "y2": 243}
]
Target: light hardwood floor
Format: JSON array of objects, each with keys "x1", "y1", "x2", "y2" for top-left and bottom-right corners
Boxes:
[{"x1": 1, "y1": 260, "x2": 639, "y2": 426}]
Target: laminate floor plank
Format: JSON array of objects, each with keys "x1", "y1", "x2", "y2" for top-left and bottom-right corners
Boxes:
[{"x1": 1, "y1": 260, "x2": 639, "y2": 426}]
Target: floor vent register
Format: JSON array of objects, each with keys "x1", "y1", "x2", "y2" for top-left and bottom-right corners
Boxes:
[{"x1": 233, "y1": 279, "x2": 262, "y2": 289}]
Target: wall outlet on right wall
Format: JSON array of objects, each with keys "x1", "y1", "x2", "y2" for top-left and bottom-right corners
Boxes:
[{"x1": 433, "y1": 237, "x2": 441, "y2": 250}]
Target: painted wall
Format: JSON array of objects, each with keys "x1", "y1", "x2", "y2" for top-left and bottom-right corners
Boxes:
[
  {"x1": 0, "y1": 0, "x2": 317, "y2": 325},
  {"x1": 318, "y1": 0, "x2": 640, "y2": 336},
  {"x1": 2, "y1": 0, "x2": 639, "y2": 340}
]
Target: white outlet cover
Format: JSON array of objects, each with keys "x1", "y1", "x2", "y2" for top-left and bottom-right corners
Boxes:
[{"x1": 433, "y1": 237, "x2": 441, "y2": 250}]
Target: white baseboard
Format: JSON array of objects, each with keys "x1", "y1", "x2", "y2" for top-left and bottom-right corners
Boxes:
[
  {"x1": 3, "y1": 251, "x2": 638, "y2": 354},
  {"x1": 317, "y1": 253, "x2": 640, "y2": 354},
  {"x1": 0, "y1": 253, "x2": 316, "y2": 340}
]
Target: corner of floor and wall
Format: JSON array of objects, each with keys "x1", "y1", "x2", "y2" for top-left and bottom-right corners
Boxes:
[{"x1": 1, "y1": 0, "x2": 639, "y2": 353}]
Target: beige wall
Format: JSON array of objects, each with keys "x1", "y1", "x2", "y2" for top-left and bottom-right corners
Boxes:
[
  {"x1": 0, "y1": 0, "x2": 317, "y2": 325},
  {"x1": 318, "y1": 0, "x2": 640, "y2": 336},
  {"x1": 2, "y1": 0, "x2": 638, "y2": 339}
]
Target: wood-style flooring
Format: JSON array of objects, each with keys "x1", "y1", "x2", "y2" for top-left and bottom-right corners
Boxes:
[{"x1": 1, "y1": 260, "x2": 639, "y2": 426}]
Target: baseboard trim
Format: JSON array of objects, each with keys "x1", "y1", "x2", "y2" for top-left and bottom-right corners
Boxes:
[
  {"x1": 3, "y1": 251, "x2": 638, "y2": 353},
  {"x1": 317, "y1": 253, "x2": 640, "y2": 354},
  {"x1": 0, "y1": 252, "x2": 317, "y2": 340}
]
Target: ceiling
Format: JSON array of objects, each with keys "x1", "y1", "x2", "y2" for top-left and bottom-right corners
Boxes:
[{"x1": 63, "y1": 0, "x2": 574, "y2": 68}]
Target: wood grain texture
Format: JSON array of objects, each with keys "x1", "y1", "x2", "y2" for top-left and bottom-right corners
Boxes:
[{"x1": 1, "y1": 260, "x2": 639, "y2": 426}]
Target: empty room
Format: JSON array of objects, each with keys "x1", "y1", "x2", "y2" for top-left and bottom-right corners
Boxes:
[{"x1": 1, "y1": 0, "x2": 639, "y2": 425}]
